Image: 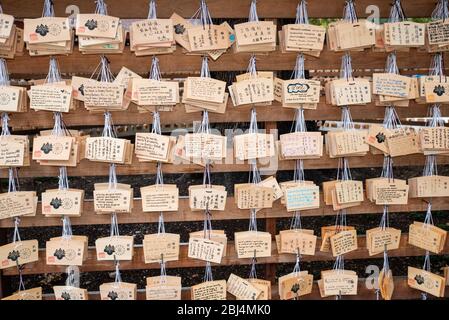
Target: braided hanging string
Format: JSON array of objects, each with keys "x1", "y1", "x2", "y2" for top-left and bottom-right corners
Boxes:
[
  {"x1": 241, "y1": 55, "x2": 261, "y2": 232},
  {"x1": 153, "y1": 107, "x2": 167, "y2": 277},
  {"x1": 340, "y1": 52, "x2": 354, "y2": 82},
  {"x1": 155, "y1": 163, "x2": 166, "y2": 236},
  {"x1": 113, "y1": 258, "x2": 122, "y2": 287},
  {"x1": 1, "y1": 113, "x2": 10, "y2": 137},
  {"x1": 0, "y1": 58, "x2": 10, "y2": 87},
  {"x1": 423, "y1": 54, "x2": 445, "y2": 179},
  {"x1": 4, "y1": 145, "x2": 22, "y2": 243},
  {"x1": 290, "y1": 111, "x2": 306, "y2": 231},
  {"x1": 147, "y1": 56, "x2": 167, "y2": 236},
  {"x1": 104, "y1": 115, "x2": 120, "y2": 239},
  {"x1": 5, "y1": 159, "x2": 25, "y2": 293},
  {"x1": 249, "y1": 250, "x2": 258, "y2": 280},
  {"x1": 0, "y1": 63, "x2": 23, "y2": 245},
  {"x1": 418, "y1": 103, "x2": 443, "y2": 300},
  {"x1": 339, "y1": 49, "x2": 355, "y2": 166},
  {"x1": 46, "y1": 56, "x2": 63, "y2": 84},
  {"x1": 379, "y1": 52, "x2": 402, "y2": 233},
  {"x1": 4, "y1": 119, "x2": 28, "y2": 296},
  {"x1": 193, "y1": 55, "x2": 216, "y2": 283},
  {"x1": 295, "y1": 0, "x2": 309, "y2": 25},
  {"x1": 247, "y1": 54, "x2": 258, "y2": 79},
  {"x1": 289, "y1": 54, "x2": 307, "y2": 230},
  {"x1": 95, "y1": 56, "x2": 118, "y2": 199},
  {"x1": 384, "y1": 0, "x2": 404, "y2": 178},
  {"x1": 375, "y1": 53, "x2": 405, "y2": 299},
  {"x1": 42, "y1": 0, "x2": 55, "y2": 17},
  {"x1": 199, "y1": 55, "x2": 213, "y2": 186},
  {"x1": 202, "y1": 207, "x2": 214, "y2": 282},
  {"x1": 106, "y1": 108, "x2": 122, "y2": 290},
  {"x1": 65, "y1": 265, "x2": 77, "y2": 288},
  {"x1": 90, "y1": 56, "x2": 115, "y2": 83},
  {"x1": 418, "y1": 54, "x2": 446, "y2": 300},
  {"x1": 249, "y1": 0, "x2": 259, "y2": 22},
  {"x1": 431, "y1": 0, "x2": 449, "y2": 22},
  {"x1": 291, "y1": 248, "x2": 302, "y2": 300},
  {"x1": 385, "y1": 51, "x2": 399, "y2": 75},
  {"x1": 248, "y1": 107, "x2": 261, "y2": 232},
  {"x1": 332, "y1": 126, "x2": 353, "y2": 296},
  {"x1": 91, "y1": 56, "x2": 123, "y2": 257},
  {"x1": 147, "y1": 0, "x2": 157, "y2": 19},
  {"x1": 331, "y1": 50, "x2": 360, "y2": 300},
  {"x1": 342, "y1": 0, "x2": 357, "y2": 23},
  {"x1": 159, "y1": 252, "x2": 168, "y2": 285},
  {"x1": 44, "y1": 57, "x2": 74, "y2": 242},
  {"x1": 190, "y1": 0, "x2": 213, "y2": 27},
  {"x1": 95, "y1": 0, "x2": 108, "y2": 15},
  {"x1": 89, "y1": 55, "x2": 117, "y2": 176},
  {"x1": 0, "y1": 62, "x2": 11, "y2": 200},
  {"x1": 388, "y1": 0, "x2": 406, "y2": 23},
  {"x1": 150, "y1": 56, "x2": 162, "y2": 82}
]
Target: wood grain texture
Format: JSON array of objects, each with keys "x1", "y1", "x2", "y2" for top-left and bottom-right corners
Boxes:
[
  {"x1": 6, "y1": 47, "x2": 436, "y2": 77},
  {"x1": 2, "y1": 152, "x2": 448, "y2": 178},
  {"x1": 1, "y1": 0, "x2": 436, "y2": 19},
  {"x1": 8, "y1": 100, "x2": 437, "y2": 131}
]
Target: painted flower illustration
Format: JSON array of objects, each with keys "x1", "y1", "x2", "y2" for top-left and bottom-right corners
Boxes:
[
  {"x1": 85, "y1": 19, "x2": 98, "y2": 30},
  {"x1": 54, "y1": 248, "x2": 66, "y2": 260},
  {"x1": 50, "y1": 197, "x2": 63, "y2": 209},
  {"x1": 41, "y1": 143, "x2": 53, "y2": 154},
  {"x1": 7, "y1": 250, "x2": 20, "y2": 261},
  {"x1": 35, "y1": 24, "x2": 49, "y2": 36}
]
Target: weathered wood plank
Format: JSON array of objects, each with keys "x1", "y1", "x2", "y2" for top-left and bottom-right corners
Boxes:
[
  {"x1": 3, "y1": 234, "x2": 447, "y2": 276},
  {"x1": 2, "y1": 153, "x2": 448, "y2": 178},
  {"x1": 6, "y1": 47, "x2": 435, "y2": 77},
  {"x1": 1, "y1": 0, "x2": 436, "y2": 19}
]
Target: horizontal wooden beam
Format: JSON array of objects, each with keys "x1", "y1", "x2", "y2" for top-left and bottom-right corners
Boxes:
[
  {"x1": 3, "y1": 234, "x2": 447, "y2": 276},
  {"x1": 2, "y1": 152, "x2": 448, "y2": 178},
  {"x1": 0, "y1": 195, "x2": 442, "y2": 228},
  {"x1": 39, "y1": 277, "x2": 448, "y2": 300},
  {"x1": 7, "y1": 47, "x2": 434, "y2": 78},
  {"x1": 1, "y1": 0, "x2": 436, "y2": 19},
  {"x1": 8, "y1": 100, "x2": 437, "y2": 131}
]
